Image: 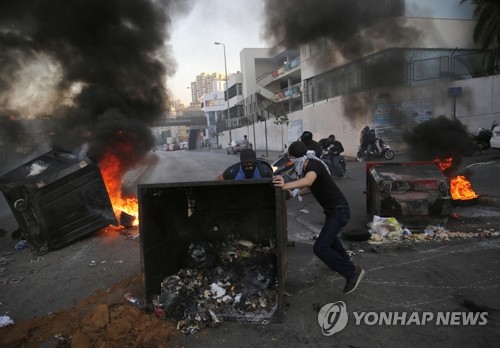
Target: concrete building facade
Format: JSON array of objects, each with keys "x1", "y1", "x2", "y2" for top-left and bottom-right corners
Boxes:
[
  {"x1": 190, "y1": 72, "x2": 226, "y2": 106},
  {"x1": 213, "y1": 1, "x2": 499, "y2": 157},
  {"x1": 200, "y1": 72, "x2": 244, "y2": 147}
]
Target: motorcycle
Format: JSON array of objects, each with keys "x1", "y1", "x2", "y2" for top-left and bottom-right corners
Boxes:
[
  {"x1": 470, "y1": 121, "x2": 497, "y2": 153},
  {"x1": 320, "y1": 148, "x2": 346, "y2": 178},
  {"x1": 271, "y1": 150, "x2": 297, "y2": 182},
  {"x1": 272, "y1": 149, "x2": 345, "y2": 181},
  {"x1": 357, "y1": 138, "x2": 395, "y2": 161}
]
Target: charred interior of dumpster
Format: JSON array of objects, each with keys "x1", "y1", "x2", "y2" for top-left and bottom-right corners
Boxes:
[{"x1": 139, "y1": 180, "x2": 287, "y2": 332}]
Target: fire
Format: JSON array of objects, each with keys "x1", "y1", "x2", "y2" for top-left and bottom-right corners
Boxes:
[
  {"x1": 99, "y1": 150, "x2": 139, "y2": 226},
  {"x1": 450, "y1": 175, "x2": 478, "y2": 201},
  {"x1": 435, "y1": 157, "x2": 478, "y2": 201},
  {"x1": 436, "y1": 157, "x2": 453, "y2": 171}
]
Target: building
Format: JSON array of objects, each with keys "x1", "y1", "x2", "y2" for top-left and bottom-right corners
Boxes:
[
  {"x1": 200, "y1": 72, "x2": 244, "y2": 147},
  {"x1": 215, "y1": 0, "x2": 499, "y2": 156},
  {"x1": 190, "y1": 72, "x2": 226, "y2": 106}
]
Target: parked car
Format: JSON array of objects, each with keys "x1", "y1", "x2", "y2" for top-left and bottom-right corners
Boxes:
[
  {"x1": 226, "y1": 139, "x2": 252, "y2": 154},
  {"x1": 490, "y1": 124, "x2": 500, "y2": 149}
]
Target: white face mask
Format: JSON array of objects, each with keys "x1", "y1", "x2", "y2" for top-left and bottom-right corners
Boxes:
[
  {"x1": 291, "y1": 153, "x2": 331, "y2": 176},
  {"x1": 290, "y1": 156, "x2": 307, "y2": 176}
]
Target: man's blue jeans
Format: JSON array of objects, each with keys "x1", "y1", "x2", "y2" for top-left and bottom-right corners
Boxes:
[{"x1": 313, "y1": 204, "x2": 356, "y2": 278}]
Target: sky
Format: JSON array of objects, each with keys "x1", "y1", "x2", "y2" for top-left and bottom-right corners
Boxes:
[
  {"x1": 167, "y1": 0, "x2": 268, "y2": 105},
  {"x1": 406, "y1": 0, "x2": 474, "y2": 19}
]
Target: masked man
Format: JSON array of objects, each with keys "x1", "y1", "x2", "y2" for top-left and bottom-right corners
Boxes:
[
  {"x1": 215, "y1": 149, "x2": 273, "y2": 180},
  {"x1": 272, "y1": 141, "x2": 365, "y2": 294}
]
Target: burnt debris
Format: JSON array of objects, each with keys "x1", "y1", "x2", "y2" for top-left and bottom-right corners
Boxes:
[{"x1": 155, "y1": 234, "x2": 278, "y2": 334}]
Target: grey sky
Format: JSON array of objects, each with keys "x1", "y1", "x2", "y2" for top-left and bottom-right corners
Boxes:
[{"x1": 168, "y1": 0, "x2": 267, "y2": 105}]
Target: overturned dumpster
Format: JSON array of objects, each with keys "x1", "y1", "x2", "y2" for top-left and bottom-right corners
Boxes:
[
  {"x1": 366, "y1": 162, "x2": 452, "y2": 228},
  {"x1": 138, "y1": 180, "x2": 287, "y2": 331},
  {"x1": 0, "y1": 149, "x2": 117, "y2": 251}
]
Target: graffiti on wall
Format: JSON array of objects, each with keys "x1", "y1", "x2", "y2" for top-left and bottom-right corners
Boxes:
[
  {"x1": 374, "y1": 100, "x2": 433, "y2": 145},
  {"x1": 287, "y1": 119, "x2": 303, "y2": 144}
]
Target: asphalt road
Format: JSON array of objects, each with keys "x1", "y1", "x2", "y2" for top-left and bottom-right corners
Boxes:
[{"x1": 1, "y1": 148, "x2": 500, "y2": 347}]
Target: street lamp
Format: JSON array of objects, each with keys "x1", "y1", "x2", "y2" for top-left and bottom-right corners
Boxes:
[{"x1": 214, "y1": 41, "x2": 232, "y2": 143}]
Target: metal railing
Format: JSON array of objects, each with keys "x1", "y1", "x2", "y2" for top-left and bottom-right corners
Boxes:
[{"x1": 303, "y1": 48, "x2": 499, "y2": 106}]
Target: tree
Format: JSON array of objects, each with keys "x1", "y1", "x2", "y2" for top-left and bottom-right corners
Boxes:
[{"x1": 461, "y1": 0, "x2": 500, "y2": 48}]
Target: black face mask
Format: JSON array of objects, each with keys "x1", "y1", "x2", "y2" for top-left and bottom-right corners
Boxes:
[{"x1": 242, "y1": 161, "x2": 255, "y2": 178}]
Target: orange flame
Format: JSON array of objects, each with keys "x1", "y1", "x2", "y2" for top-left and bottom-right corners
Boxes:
[
  {"x1": 99, "y1": 150, "x2": 139, "y2": 226},
  {"x1": 436, "y1": 157, "x2": 453, "y2": 171},
  {"x1": 435, "y1": 157, "x2": 478, "y2": 201},
  {"x1": 450, "y1": 175, "x2": 478, "y2": 201}
]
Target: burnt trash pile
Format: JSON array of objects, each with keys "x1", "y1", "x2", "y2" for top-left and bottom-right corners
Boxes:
[
  {"x1": 155, "y1": 235, "x2": 278, "y2": 334},
  {"x1": 139, "y1": 181, "x2": 287, "y2": 334}
]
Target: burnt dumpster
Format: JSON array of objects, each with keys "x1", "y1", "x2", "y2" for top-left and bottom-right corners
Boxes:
[
  {"x1": 0, "y1": 149, "x2": 117, "y2": 251},
  {"x1": 366, "y1": 162, "x2": 452, "y2": 228},
  {"x1": 138, "y1": 180, "x2": 287, "y2": 330}
]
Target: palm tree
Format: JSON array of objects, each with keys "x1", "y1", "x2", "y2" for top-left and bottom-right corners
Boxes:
[{"x1": 461, "y1": 0, "x2": 500, "y2": 48}]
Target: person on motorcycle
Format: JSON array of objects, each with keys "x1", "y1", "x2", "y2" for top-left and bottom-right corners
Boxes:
[
  {"x1": 300, "y1": 131, "x2": 323, "y2": 157},
  {"x1": 215, "y1": 149, "x2": 273, "y2": 180},
  {"x1": 324, "y1": 134, "x2": 346, "y2": 177},
  {"x1": 357, "y1": 126, "x2": 376, "y2": 161}
]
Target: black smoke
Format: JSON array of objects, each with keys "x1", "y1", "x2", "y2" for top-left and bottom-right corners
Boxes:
[
  {"x1": 0, "y1": 0, "x2": 191, "y2": 172},
  {"x1": 263, "y1": 0, "x2": 422, "y2": 124},
  {"x1": 0, "y1": 113, "x2": 29, "y2": 145},
  {"x1": 403, "y1": 115, "x2": 476, "y2": 176},
  {"x1": 263, "y1": 0, "x2": 419, "y2": 62}
]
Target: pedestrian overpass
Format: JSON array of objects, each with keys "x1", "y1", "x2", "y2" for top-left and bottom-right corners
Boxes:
[
  {"x1": 153, "y1": 116, "x2": 207, "y2": 130},
  {"x1": 152, "y1": 116, "x2": 208, "y2": 150}
]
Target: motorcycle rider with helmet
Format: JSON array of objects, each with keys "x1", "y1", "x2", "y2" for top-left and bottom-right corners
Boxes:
[{"x1": 357, "y1": 126, "x2": 376, "y2": 161}]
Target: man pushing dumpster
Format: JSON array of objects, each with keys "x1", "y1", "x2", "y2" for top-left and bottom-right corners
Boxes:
[{"x1": 272, "y1": 140, "x2": 365, "y2": 294}]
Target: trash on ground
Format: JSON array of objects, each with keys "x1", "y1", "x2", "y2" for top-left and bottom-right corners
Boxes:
[
  {"x1": 368, "y1": 215, "x2": 403, "y2": 240},
  {"x1": 14, "y1": 240, "x2": 29, "y2": 251},
  {"x1": 124, "y1": 292, "x2": 140, "y2": 306},
  {"x1": 367, "y1": 217, "x2": 500, "y2": 244},
  {"x1": 0, "y1": 315, "x2": 14, "y2": 327}
]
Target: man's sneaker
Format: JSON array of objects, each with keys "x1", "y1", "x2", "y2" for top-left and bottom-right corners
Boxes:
[{"x1": 343, "y1": 266, "x2": 365, "y2": 294}]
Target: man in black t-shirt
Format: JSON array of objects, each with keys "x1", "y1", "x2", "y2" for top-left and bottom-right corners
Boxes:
[
  {"x1": 272, "y1": 141, "x2": 365, "y2": 294},
  {"x1": 215, "y1": 149, "x2": 273, "y2": 180}
]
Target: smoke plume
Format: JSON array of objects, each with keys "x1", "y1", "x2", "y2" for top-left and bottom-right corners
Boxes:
[
  {"x1": 263, "y1": 0, "x2": 422, "y2": 123},
  {"x1": 263, "y1": 0, "x2": 419, "y2": 62},
  {"x1": 403, "y1": 115, "x2": 475, "y2": 176},
  {"x1": 0, "y1": 0, "x2": 191, "y2": 171}
]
